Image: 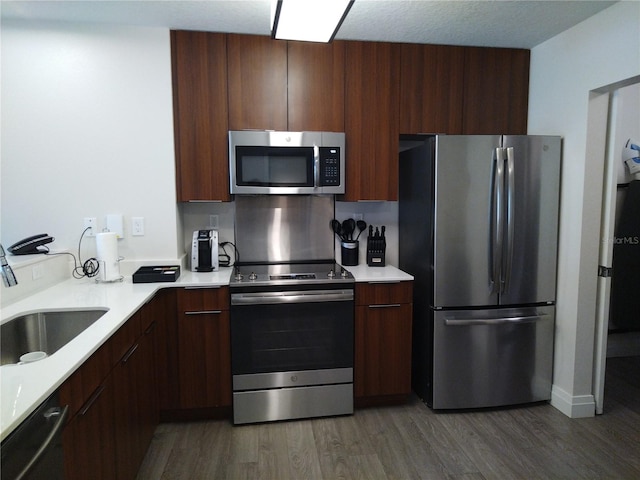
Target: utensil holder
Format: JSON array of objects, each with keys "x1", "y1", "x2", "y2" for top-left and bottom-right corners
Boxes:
[{"x1": 341, "y1": 240, "x2": 359, "y2": 266}]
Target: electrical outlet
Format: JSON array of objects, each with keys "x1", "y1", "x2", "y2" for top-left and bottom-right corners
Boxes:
[
  {"x1": 32, "y1": 264, "x2": 44, "y2": 280},
  {"x1": 209, "y1": 215, "x2": 219, "y2": 229},
  {"x1": 84, "y1": 217, "x2": 97, "y2": 237},
  {"x1": 132, "y1": 217, "x2": 145, "y2": 236}
]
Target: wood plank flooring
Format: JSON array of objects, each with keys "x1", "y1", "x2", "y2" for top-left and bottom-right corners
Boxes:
[{"x1": 137, "y1": 356, "x2": 640, "y2": 479}]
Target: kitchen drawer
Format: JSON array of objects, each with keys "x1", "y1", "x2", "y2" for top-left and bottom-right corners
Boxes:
[
  {"x1": 59, "y1": 341, "x2": 112, "y2": 420},
  {"x1": 108, "y1": 311, "x2": 140, "y2": 367},
  {"x1": 355, "y1": 281, "x2": 413, "y2": 306},
  {"x1": 177, "y1": 286, "x2": 229, "y2": 312},
  {"x1": 60, "y1": 312, "x2": 139, "y2": 420}
]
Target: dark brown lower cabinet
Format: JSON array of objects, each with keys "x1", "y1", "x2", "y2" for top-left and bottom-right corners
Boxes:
[
  {"x1": 355, "y1": 281, "x2": 413, "y2": 407},
  {"x1": 62, "y1": 297, "x2": 161, "y2": 480},
  {"x1": 63, "y1": 374, "x2": 116, "y2": 480},
  {"x1": 112, "y1": 318, "x2": 157, "y2": 479},
  {"x1": 176, "y1": 287, "x2": 232, "y2": 411}
]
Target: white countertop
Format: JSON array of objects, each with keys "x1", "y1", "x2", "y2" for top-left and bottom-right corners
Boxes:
[
  {"x1": 0, "y1": 264, "x2": 412, "y2": 441},
  {"x1": 346, "y1": 264, "x2": 414, "y2": 283}
]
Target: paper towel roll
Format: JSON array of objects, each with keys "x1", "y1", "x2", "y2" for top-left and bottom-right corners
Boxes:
[{"x1": 96, "y1": 232, "x2": 120, "y2": 281}]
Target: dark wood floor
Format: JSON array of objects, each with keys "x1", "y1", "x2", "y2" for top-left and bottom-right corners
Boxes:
[{"x1": 137, "y1": 356, "x2": 640, "y2": 479}]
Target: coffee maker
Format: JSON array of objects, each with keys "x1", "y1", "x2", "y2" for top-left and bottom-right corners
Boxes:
[{"x1": 191, "y1": 229, "x2": 219, "y2": 272}]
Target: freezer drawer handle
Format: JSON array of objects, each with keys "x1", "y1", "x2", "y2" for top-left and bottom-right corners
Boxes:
[{"x1": 445, "y1": 313, "x2": 548, "y2": 326}]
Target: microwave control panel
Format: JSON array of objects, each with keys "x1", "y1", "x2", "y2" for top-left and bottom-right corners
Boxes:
[{"x1": 318, "y1": 147, "x2": 341, "y2": 186}]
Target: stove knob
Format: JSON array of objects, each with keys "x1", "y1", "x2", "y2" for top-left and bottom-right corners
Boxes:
[
  {"x1": 341, "y1": 269, "x2": 349, "y2": 278},
  {"x1": 327, "y1": 270, "x2": 336, "y2": 278},
  {"x1": 249, "y1": 272, "x2": 258, "y2": 281},
  {"x1": 234, "y1": 271, "x2": 244, "y2": 281}
]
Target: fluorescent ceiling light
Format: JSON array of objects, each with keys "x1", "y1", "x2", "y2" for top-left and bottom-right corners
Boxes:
[{"x1": 271, "y1": 0, "x2": 354, "y2": 43}]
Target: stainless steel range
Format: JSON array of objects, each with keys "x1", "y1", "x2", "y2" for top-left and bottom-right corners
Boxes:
[{"x1": 230, "y1": 196, "x2": 355, "y2": 424}]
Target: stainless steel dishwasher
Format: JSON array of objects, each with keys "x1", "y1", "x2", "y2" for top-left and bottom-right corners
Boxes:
[{"x1": 1, "y1": 392, "x2": 68, "y2": 480}]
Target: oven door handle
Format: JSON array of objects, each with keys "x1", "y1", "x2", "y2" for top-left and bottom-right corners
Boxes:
[{"x1": 231, "y1": 289, "x2": 354, "y2": 305}]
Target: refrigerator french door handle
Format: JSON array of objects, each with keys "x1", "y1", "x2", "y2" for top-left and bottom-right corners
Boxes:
[
  {"x1": 489, "y1": 148, "x2": 504, "y2": 295},
  {"x1": 502, "y1": 147, "x2": 516, "y2": 294},
  {"x1": 444, "y1": 313, "x2": 549, "y2": 326}
]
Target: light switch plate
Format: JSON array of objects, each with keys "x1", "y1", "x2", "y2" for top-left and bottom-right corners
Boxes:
[{"x1": 106, "y1": 214, "x2": 124, "y2": 238}]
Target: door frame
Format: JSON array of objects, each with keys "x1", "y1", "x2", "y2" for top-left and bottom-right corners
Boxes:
[{"x1": 591, "y1": 75, "x2": 640, "y2": 414}]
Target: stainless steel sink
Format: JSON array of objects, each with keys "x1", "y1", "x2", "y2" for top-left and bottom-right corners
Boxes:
[{"x1": 1, "y1": 308, "x2": 108, "y2": 365}]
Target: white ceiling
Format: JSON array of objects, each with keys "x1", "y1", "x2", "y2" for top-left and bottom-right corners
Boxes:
[{"x1": 0, "y1": 0, "x2": 618, "y2": 49}]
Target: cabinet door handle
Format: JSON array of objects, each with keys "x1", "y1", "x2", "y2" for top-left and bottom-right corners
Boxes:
[
  {"x1": 368, "y1": 303, "x2": 402, "y2": 308},
  {"x1": 121, "y1": 343, "x2": 139, "y2": 364},
  {"x1": 184, "y1": 286, "x2": 221, "y2": 290},
  {"x1": 79, "y1": 385, "x2": 105, "y2": 416},
  {"x1": 184, "y1": 310, "x2": 222, "y2": 315},
  {"x1": 144, "y1": 320, "x2": 157, "y2": 336}
]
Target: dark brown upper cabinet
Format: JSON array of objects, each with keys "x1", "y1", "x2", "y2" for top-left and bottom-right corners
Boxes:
[
  {"x1": 227, "y1": 34, "x2": 288, "y2": 131},
  {"x1": 400, "y1": 43, "x2": 465, "y2": 135},
  {"x1": 227, "y1": 35, "x2": 345, "y2": 132},
  {"x1": 171, "y1": 31, "x2": 529, "y2": 202},
  {"x1": 462, "y1": 47, "x2": 530, "y2": 134},
  {"x1": 344, "y1": 41, "x2": 401, "y2": 201},
  {"x1": 287, "y1": 40, "x2": 345, "y2": 132},
  {"x1": 171, "y1": 31, "x2": 230, "y2": 202}
]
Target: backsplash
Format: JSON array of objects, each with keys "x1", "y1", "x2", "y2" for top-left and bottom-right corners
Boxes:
[
  {"x1": 179, "y1": 200, "x2": 399, "y2": 268},
  {"x1": 0, "y1": 254, "x2": 70, "y2": 307}
]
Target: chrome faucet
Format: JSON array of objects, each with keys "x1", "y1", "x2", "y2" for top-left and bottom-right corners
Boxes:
[{"x1": 0, "y1": 243, "x2": 18, "y2": 287}]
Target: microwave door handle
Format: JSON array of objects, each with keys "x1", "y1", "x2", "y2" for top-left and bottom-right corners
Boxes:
[{"x1": 314, "y1": 145, "x2": 320, "y2": 187}]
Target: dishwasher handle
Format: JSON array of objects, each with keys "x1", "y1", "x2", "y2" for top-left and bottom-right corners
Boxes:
[
  {"x1": 231, "y1": 289, "x2": 354, "y2": 305},
  {"x1": 15, "y1": 405, "x2": 69, "y2": 480}
]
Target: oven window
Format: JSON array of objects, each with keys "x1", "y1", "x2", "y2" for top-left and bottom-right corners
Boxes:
[
  {"x1": 231, "y1": 300, "x2": 353, "y2": 375},
  {"x1": 236, "y1": 146, "x2": 314, "y2": 187}
]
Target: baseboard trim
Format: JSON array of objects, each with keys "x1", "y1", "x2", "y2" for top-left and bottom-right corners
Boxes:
[{"x1": 550, "y1": 385, "x2": 596, "y2": 418}]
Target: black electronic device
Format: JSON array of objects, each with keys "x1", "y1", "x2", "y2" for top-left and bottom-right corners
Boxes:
[{"x1": 8, "y1": 234, "x2": 55, "y2": 255}]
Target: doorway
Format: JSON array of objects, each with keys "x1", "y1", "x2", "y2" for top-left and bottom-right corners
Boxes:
[{"x1": 593, "y1": 77, "x2": 640, "y2": 414}]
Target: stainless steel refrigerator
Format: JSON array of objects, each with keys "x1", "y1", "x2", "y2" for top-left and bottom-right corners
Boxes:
[{"x1": 399, "y1": 135, "x2": 561, "y2": 409}]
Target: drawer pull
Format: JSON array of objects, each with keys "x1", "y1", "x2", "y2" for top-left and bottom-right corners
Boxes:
[
  {"x1": 121, "y1": 343, "x2": 139, "y2": 364},
  {"x1": 184, "y1": 310, "x2": 222, "y2": 315},
  {"x1": 368, "y1": 304, "x2": 402, "y2": 308},
  {"x1": 144, "y1": 320, "x2": 157, "y2": 335},
  {"x1": 79, "y1": 385, "x2": 105, "y2": 416}
]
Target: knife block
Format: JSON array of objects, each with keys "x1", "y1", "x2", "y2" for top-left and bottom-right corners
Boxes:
[{"x1": 366, "y1": 234, "x2": 386, "y2": 267}]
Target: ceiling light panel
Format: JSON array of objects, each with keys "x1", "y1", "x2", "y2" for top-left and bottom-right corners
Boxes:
[{"x1": 272, "y1": 0, "x2": 354, "y2": 43}]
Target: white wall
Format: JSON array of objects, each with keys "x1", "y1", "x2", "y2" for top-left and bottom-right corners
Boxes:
[
  {"x1": 1, "y1": 21, "x2": 181, "y2": 271},
  {"x1": 528, "y1": 1, "x2": 640, "y2": 417}
]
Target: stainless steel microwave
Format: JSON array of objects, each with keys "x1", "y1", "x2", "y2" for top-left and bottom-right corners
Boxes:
[{"x1": 229, "y1": 130, "x2": 345, "y2": 195}]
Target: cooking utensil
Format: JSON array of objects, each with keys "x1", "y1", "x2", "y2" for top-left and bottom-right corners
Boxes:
[
  {"x1": 331, "y1": 219, "x2": 344, "y2": 241},
  {"x1": 346, "y1": 218, "x2": 356, "y2": 240},
  {"x1": 342, "y1": 219, "x2": 355, "y2": 241},
  {"x1": 355, "y1": 220, "x2": 367, "y2": 241}
]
